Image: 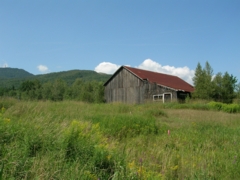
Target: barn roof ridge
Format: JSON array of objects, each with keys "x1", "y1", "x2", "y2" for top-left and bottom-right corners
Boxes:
[
  {"x1": 104, "y1": 65, "x2": 194, "y2": 92},
  {"x1": 123, "y1": 65, "x2": 180, "y2": 79}
]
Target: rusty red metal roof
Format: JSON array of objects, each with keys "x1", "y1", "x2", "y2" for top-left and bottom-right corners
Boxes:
[
  {"x1": 124, "y1": 66, "x2": 194, "y2": 92},
  {"x1": 104, "y1": 66, "x2": 194, "y2": 92}
]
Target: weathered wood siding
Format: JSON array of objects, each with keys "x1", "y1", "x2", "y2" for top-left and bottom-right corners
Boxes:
[
  {"x1": 143, "y1": 83, "x2": 177, "y2": 102},
  {"x1": 104, "y1": 68, "x2": 181, "y2": 104},
  {"x1": 104, "y1": 68, "x2": 145, "y2": 103}
]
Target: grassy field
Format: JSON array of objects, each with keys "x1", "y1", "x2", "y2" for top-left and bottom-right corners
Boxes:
[{"x1": 0, "y1": 98, "x2": 240, "y2": 179}]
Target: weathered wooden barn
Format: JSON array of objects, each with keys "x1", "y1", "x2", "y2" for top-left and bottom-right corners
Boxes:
[{"x1": 104, "y1": 66, "x2": 194, "y2": 104}]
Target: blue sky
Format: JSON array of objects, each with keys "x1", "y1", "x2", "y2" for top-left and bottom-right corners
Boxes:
[{"x1": 1, "y1": 1, "x2": 239, "y2": 85}]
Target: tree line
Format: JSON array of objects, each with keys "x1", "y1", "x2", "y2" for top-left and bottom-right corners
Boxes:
[
  {"x1": 192, "y1": 61, "x2": 239, "y2": 103},
  {"x1": 0, "y1": 78, "x2": 105, "y2": 103},
  {"x1": 1, "y1": 62, "x2": 239, "y2": 104}
]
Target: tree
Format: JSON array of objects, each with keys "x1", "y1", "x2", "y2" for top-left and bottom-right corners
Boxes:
[
  {"x1": 42, "y1": 82, "x2": 52, "y2": 100},
  {"x1": 20, "y1": 80, "x2": 35, "y2": 92},
  {"x1": 192, "y1": 61, "x2": 213, "y2": 99},
  {"x1": 70, "y1": 78, "x2": 84, "y2": 100},
  {"x1": 81, "y1": 82, "x2": 94, "y2": 103},
  {"x1": 221, "y1": 72, "x2": 237, "y2": 103},
  {"x1": 203, "y1": 61, "x2": 214, "y2": 98},
  {"x1": 212, "y1": 72, "x2": 223, "y2": 101},
  {"x1": 19, "y1": 79, "x2": 42, "y2": 100},
  {"x1": 51, "y1": 79, "x2": 67, "y2": 101},
  {"x1": 236, "y1": 83, "x2": 240, "y2": 103},
  {"x1": 192, "y1": 62, "x2": 203, "y2": 98},
  {"x1": 211, "y1": 72, "x2": 237, "y2": 103}
]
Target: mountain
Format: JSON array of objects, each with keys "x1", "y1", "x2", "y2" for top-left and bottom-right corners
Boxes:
[
  {"x1": 0, "y1": 68, "x2": 111, "y2": 88},
  {"x1": 34, "y1": 70, "x2": 111, "y2": 85},
  {"x1": 0, "y1": 67, "x2": 34, "y2": 79}
]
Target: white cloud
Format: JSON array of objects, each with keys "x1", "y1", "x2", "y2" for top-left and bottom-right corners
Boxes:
[
  {"x1": 94, "y1": 59, "x2": 195, "y2": 84},
  {"x1": 0, "y1": 62, "x2": 9, "y2": 68},
  {"x1": 94, "y1": 62, "x2": 121, "y2": 74},
  {"x1": 137, "y1": 59, "x2": 194, "y2": 85},
  {"x1": 37, "y1": 65, "x2": 49, "y2": 73}
]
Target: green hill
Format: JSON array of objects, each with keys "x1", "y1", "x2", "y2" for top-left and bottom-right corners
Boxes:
[
  {"x1": 0, "y1": 68, "x2": 111, "y2": 88},
  {"x1": 34, "y1": 70, "x2": 111, "y2": 85},
  {"x1": 0, "y1": 67, "x2": 34, "y2": 79},
  {"x1": 0, "y1": 68, "x2": 34, "y2": 88}
]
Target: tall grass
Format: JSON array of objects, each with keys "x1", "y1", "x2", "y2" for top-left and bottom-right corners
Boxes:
[{"x1": 1, "y1": 99, "x2": 240, "y2": 179}]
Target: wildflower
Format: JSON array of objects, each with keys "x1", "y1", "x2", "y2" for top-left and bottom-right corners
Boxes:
[
  {"x1": 128, "y1": 161, "x2": 135, "y2": 170},
  {"x1": 107, "y1": 155, "x2": 111, "y2": 160},
  {"x1": 3, "y1": 118, "x2": 10, "y2": 123},
  {"x1": 171, "y1": 165, "x2": 178, "y2": 170},
  {"x1": 1, "y1": 107, "x2": 5, "y2": 113},
  {"x1": 168, "y1": 130, "x2": 170, "y2": 135}
]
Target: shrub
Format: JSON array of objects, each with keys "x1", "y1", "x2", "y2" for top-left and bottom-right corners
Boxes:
[
  {"x1": 208, "y1": 101, "x2": 223, "y2": 111},
  {"x1": 208, "y1": 101, "x2": 240, "y2": 113},
  {"x1": 222, "y1": 104, "x2": 240, "y2": 113}
]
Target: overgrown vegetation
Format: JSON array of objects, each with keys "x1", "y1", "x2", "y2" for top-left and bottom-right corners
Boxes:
[
  {"x1": 1, "y1": 99, "x2": 240, "y2": 179},
  {"x1": 160, "y1": 101, "x2": 240, "y2": 113}
]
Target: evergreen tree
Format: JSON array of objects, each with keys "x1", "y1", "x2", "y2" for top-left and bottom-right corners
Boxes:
[
  {"x1": 212, "y1": 72, "x2": 223, "y2": 101},
  {"x1": 236, "y1": 83, "x2": 240, "y2": 103},
  {"x1": 203, "y1": 61, "x2": 214, "y2": 99},
  {"x1": 221, "y1": 72, "x2": 237, "y2": 103},
  {"x1": 211, "y1": 72, "x2": 237, "y2": 103},
  {"x1": 192, "y1": 61, "x2": 213, "y2": 99},
  {"x1": 192, "y1": 62, "x2": 203, "y2": 98}
]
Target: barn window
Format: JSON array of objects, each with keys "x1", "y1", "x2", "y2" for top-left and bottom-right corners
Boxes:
[
  {"x1": 153, "y1": 93, "x2": 172, "y2": 103},
  {"x1": 153, "y1": 94, "x2": 163, "y2": 101}
]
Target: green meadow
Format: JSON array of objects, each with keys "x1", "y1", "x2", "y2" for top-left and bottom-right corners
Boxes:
[{"x1": 1, "y1": 98, "x2": 240, "y2": 179}]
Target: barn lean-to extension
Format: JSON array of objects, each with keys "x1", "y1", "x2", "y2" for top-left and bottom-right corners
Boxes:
[{"x1": 104, "y1": 66, "x2": 194, "y2": 104}]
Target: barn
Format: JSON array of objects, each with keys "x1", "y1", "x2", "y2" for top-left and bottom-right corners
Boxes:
[{"x1": 104, "y1": 66, "x2": 194, "y2": 104}]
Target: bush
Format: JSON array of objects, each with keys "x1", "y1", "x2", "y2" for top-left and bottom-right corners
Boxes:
[
  {"x1": 208, "y1": 101, "x2": 223, "y2": 111},
  {"x1": 222, "y1": 104, "x2": 240, "y2": 113},
  {"x1": 208, "y1": 101, "x2": 240, "y2": 113}
]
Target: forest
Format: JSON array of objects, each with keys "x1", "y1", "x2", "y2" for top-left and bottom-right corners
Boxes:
[{"x1": 0, "y1": 78, "x2": 105, "y2": 103}]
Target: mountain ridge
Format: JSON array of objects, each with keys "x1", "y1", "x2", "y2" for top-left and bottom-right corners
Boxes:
[
  {"x1": 0, "y1": 67, "x2": 111, "y2": 88},
  {"x1": 0, "y1": 67, "x2": 34, "y2": 79}
]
